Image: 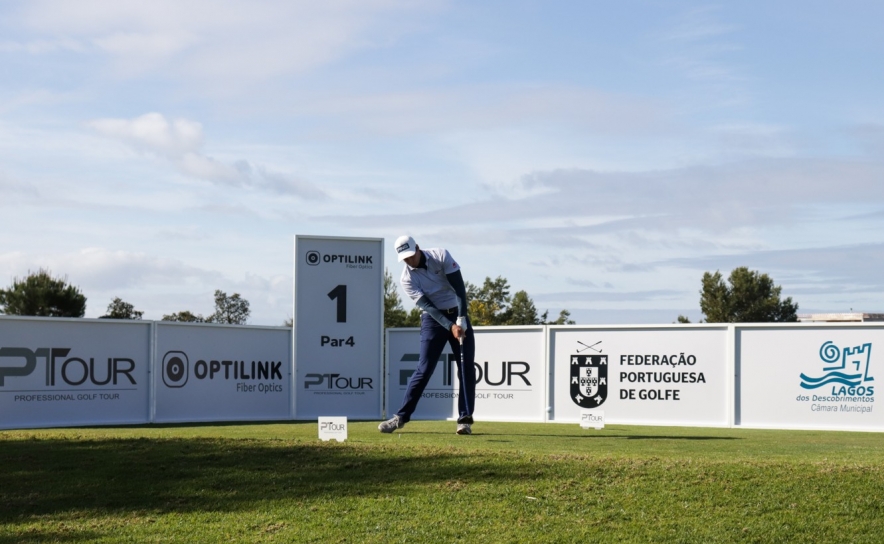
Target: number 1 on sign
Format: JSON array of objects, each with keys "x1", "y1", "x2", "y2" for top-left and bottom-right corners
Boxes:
[{"x1": 327, "y1": 285, "x2": 347, "y2": 322}]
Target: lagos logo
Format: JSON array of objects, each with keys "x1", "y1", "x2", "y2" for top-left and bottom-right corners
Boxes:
[
  {"x1": 571, "y1": 354, "x2": 607, "y2": 408},
  {"x1": 799, "y1": 341, "x2": 874, "y2": 397}
]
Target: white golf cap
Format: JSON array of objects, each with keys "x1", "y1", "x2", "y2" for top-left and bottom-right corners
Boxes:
[{"x1": 395, "y1": 235, "x2": 417, "y2": 262}]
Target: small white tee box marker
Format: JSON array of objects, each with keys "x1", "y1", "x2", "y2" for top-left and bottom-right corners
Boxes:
[
  {"x1": 318, "y1": 416, "x2": 348, "y2": 442},
  {"x1": 580, "y1": 410, "x2": 605, "y2": 430}
]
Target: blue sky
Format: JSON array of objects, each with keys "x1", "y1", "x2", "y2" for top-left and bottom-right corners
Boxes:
[{"x1": 2, "y1": 0, "x2": 883, "y2": 324}]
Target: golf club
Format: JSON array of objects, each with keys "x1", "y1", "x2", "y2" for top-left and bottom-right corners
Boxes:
[{"x1": 457, "y1": 315, "x2": 471, "y2": 416}]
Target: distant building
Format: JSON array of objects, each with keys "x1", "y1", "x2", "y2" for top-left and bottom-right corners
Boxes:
[{"x1": 797, "y1": 313, "x2": 884, "y2": 323}]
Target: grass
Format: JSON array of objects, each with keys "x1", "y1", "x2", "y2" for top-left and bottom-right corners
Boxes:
[{"x1": 2, "y1": 421, "x2": 884, "y2": 543}]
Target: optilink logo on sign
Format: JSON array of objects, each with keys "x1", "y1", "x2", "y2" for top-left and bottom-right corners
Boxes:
[
  {"x1": 304, "y1": 251, "x2": 373, "y2": 268},
  {"x1": 161, "y1": 350, "x2": 284, "y2": 393},
  {"x1": 0, "y1": 346, "x2": 137, "y2": 388},
  {"x1": 799, "y1": 341, "x2": 875, "y2": 397},
  {"x1": 162, "y1": 351, "x2": 189, "y2": 388}
]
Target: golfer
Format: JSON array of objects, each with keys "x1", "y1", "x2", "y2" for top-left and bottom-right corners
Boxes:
[{"x1": 379, "y1": 235, "x2": 477, "y2": 435}]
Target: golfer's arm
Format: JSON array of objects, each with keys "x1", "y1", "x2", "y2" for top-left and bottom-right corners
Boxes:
[
  {"x1": 446, "y1": 270, "x2": 469, "y2": 319},
  {"x1": 415, "y1": 296, "x2": 454, "y2": 330}
]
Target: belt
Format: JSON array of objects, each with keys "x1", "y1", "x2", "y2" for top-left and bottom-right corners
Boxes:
[{"x1": 422, "y1": 306, "x2": 459, "y2": 316}]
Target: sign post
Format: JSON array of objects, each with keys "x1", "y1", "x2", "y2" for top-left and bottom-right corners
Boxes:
[{"x1": 294, "y1": 235, "x2": 384, "y2": 419}]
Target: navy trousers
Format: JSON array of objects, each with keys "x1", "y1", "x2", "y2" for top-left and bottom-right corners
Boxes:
[{"x1": 396, "y1": 312, "x2": 476, "y2": 424}]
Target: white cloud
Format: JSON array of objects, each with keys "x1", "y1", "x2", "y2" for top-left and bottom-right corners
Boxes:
[
  {"x1": 293, "y1": 84, "x2": 668, "y2": 139},
  {"x1": 534, "y1": 289, "x2": 685, "y2": 304},
  {"x1": 0, "y1": 247, "x2": 294, "y2": 323},
  {"x1": 0, "y1": 38, "x2": 85, "y2": 54},
  {"x1": 0, "y1": 247, "x2": 220, "y2": 291},
  {"x1": 0, "y1": 172, "x2": 38, "y2": 200},
  {"x1": 255, "y1": 166, "x2": 327, "y2": 199},
  {"x1": 88, "y1": 112, "x2": 203, "y2": 157},
  {"x1": 848, "y1": 123, "x2": 884, "y2": 155},
  {"x1": 12, "y1": 0, "x2": 431, "y2": 82},
  {"x1": 92, "y1": 31, "x2": 195, "y2": 58},
  {"x1": 659, "y1": 6, "x2": 742, "y2": 80},
  {"x1": 318, "y1": 156, "x2": 884, "y2": 236},
  {"x1": 178, "y1": 152, "x2": 245, "y2": 185},
  {"x1": 88, "y1": 112, "x2": 325, "y2": 198}
]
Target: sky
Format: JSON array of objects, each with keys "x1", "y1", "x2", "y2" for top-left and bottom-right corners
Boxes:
[{"x1": 2, "y1": 0, "x2": 884, "y2": 325}]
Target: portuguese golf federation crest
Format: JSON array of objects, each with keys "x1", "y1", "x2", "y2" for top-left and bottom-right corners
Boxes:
[{"x1": 571, "y1": 354, "x2": 607, "y2": 408}]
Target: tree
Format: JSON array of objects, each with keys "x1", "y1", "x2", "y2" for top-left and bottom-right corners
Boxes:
[
  {"x1": 541, "y1": 309, "x2": 576, "y2": 325},
  {"x1": 676, "y1": 315, "x2": 691, "y2": 324},
  {"x1": 509, "y1": 290, "x2": 539, "y2": 325},
  {"x1": 101, "y1": 297, "x2": 143, "y2": 320},
  {"x1": 467, "y1": 276, "x2": 512, "y2": 326},
  {"x1": 162, "y1": 310, "x2": 206, "y2": 323},
  {"x1": 467, "y1": 277, "x2": 575, "y2": 326},
  {"x1": 386, "y1": 270, "x2": 575, "y2": 328},
  {"x1": 209, "y1": 290, "x2": 250, "y2": 325},
  {"x1": 161, "y1": 290, "x2": 250, "y2": 324},
  {"x1": 404, "y1": 307, "x2": 422, "y2": 326},
  {"x1": 384, "y1": 268, "x2": 423, "y2": 328},
  {"x1": 0, "y1": 269, "x2": 86, "y2": 317},
  {"x1": 700, "y1": 267, "x2": 798, "y2": 323},
  {"x1": 384, "y1": 268, "x2": 408, "y2": 329}
]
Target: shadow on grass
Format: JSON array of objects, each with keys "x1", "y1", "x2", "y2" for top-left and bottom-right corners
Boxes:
[
  {"x1": 398, "y1": 427, "x2": 743, "y2": 441},
  {"x1": 0, "y1": 436, "x2": 528, "y2": 523},
  {"x1": 0, "y1": 531, "x2": 101, "y2": 544},
  {"x1": 475, "y1": 433, "x2": 742, "y2": 441}
]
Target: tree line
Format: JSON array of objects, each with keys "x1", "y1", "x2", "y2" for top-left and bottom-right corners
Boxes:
[
  {"x1": 384, "y1": 269, "x2": 575, "y2": 329},
  {"x1": 677, "y1": 266, "x2": 798, "y2": 323},
  {"x1": 0, "y1": 266, "x2": 801, "y2": 327},
  {"x1": 0, "y1": 269, "x2": 251, "y2": 324}
]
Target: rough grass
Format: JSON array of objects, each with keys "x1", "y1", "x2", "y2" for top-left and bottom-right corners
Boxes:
[{"x1": 2, "y1": 421, "x2": 884, "y2": 543}]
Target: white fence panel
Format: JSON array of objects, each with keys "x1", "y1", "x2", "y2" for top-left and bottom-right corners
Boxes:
[
  {"x1": 0, "y1": 316, "x2": 151, "y2": 430},
  {"x1": 153, "y1": 322, "x2": 292, "y2": 423},
  {"x1": 548, "y1": 325, "x2": 732, "y2": 427},
  {"x1": 6, "y1": 316, "x2": 884, "y2": 433},
  {"x1": 385, "y1": 326, "x2": 548, "y2": 422},
  {"x1": 736, "y1": 324, "x2": 884, "y2": 431}
]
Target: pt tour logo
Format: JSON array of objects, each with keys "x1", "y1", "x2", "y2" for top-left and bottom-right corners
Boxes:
[
  {"x1": 800, "y1": 341, "x2": 874, "y2": 397},
  {"x1": 571, "y1": 340, "x2": 607, "y2": 408},
  {"x1": 0, "y1": 346, "x2": 137, "y2": 388}
]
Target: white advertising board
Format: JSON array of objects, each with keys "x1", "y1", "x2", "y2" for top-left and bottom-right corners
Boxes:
[
  {"x1": 549, "y1": 326, "x2": 731, "y2": 427},
  {"x1": 0, "y1": 317, "x2": 151, "y2": 430},
  {"x1": 385, "y1": 326, "x2": 547, "y2": 422},
  {"x1": 294, "y1": 236, "x2": 384, "y2": 419},
  {"x1": 153, "y1": 323, "x2": 292, "y2": 423},
  {"x1": 736, "y1": 325, "x2": 884, "y2": 431}
]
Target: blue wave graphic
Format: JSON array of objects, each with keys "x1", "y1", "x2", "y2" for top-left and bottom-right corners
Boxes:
[
  {"x1": 800, "y1": 371, "x2": 862, "y2": 390},
  {"x1": 799, "y1": 371, "x2": 861, "y2": 383}
]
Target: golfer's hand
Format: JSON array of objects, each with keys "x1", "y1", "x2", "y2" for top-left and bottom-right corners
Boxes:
[{"x1": 450, "y1": 323, "x2": 464, "y2": 340}]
